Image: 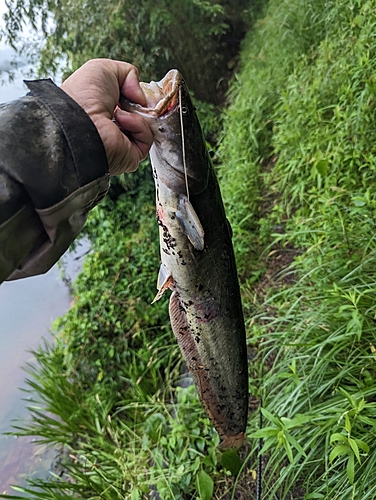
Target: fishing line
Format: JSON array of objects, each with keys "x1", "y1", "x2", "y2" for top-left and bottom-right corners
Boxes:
[
  {"x1": 179, "y1": 86, "x2": 190, "y2": 202},
  {"x1": 256, "y1": 399, "x2": 263, "y2": 500}
]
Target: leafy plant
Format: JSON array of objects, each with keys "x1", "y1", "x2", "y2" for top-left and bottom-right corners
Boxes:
[
  {"x1": 1, "y1": 0, "x2": 253, "y2": 103},
  {"x1": 329, "y1": 389, "x2": 371, "y2": 484},
  {"x1": 196, "y1": 469, "x2": 214, "y2": 500},
  {"x1": 251, "y1": 409, "x2": 309, "y2": 464}
]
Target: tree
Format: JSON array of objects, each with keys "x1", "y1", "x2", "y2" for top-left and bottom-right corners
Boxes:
[{"x1": 2, "y1": 0, "x2": 254, "y2": 103}]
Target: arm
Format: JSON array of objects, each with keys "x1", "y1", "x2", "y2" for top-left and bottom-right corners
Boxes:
[
  {"x1": 0, "y1": 59, "x2": 152, "y2": 283},
  {"x1": 0, "y1": 79, "x2": 109, "y2": 282}
]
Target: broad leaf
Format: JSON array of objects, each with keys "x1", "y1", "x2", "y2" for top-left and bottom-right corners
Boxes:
[
  {"x1": 330, "y1": 444, "x2": 350, "y2": 463},
  {"x1": 347, "y1": 453, "x2": 355, "y2": 484},
  {"x1": 196, "y1": 470, "x2": 214, "y2": 500},
  {"x1": 348, "y1": 437, "x2": 361, "y2": 463},
  {"x1": 330, "y1": 433, "x2": 348, "y2": 444},
  {"x1": 261, "y1": 408, "x2": 282, "y2": 427},
  {"x1": 221, "y1": 449, "x2": 243, "y2": 476}
]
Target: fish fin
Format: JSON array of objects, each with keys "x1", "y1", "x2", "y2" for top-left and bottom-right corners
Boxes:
[
  {"x1": 176, "y1": 194, "x2": 205, "y2": 251},
  {"x1": 218, "y1": 432, "x2": 245, "y2": 450},
  {"x1": 169, "y1": 292, "x2": 234, "y2": 441},
  {"x1": 152, "y1": 265, "x2": 173, "y2": 304}
]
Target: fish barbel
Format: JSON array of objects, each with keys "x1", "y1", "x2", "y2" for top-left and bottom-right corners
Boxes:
[{"x1": 120, "y1": 70, "x2": 248, "y2": 448}]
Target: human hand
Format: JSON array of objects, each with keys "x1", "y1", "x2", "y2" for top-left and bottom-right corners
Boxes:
[{"x1": 61, "y1": 58, "x2": 153, "y2": 175}]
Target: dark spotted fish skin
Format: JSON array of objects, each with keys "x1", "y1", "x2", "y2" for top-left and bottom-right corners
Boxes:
[{"x1": 120, "y1": 71, "x2": 248, "y2": 448}]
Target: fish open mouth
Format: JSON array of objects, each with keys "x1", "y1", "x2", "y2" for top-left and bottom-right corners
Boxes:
[{"x1": 120, "y1": 69, "x2": 181, "y2": 117}]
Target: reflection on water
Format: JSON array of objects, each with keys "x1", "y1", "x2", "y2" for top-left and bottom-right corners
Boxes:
[
  {"x1": 0, "y1": 435, "x2": 56, "y2": 495},
  {"x1": 0, "y1": 265, "x2": 71, "y2": 494}
]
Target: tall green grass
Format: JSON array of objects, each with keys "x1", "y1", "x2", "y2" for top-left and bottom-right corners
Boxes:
[
  {"x1": 218, "y1": 0, "x2": 330, "y2": 276},
  {"x1": 217, "y1": 0, "x2": 376, "y2": 498}
]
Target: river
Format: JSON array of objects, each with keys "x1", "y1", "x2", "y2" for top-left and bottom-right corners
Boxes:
[{"x1": 0, "y1": 47, "x2": 78, "y2": 494}]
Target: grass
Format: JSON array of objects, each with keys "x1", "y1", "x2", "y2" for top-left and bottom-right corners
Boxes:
[
  {"x1": 216, "y1": 0, "x2": 376, "y2": 498},
  {"x1": 246, "y1": 245, "x2": 376, "y2": 498}
]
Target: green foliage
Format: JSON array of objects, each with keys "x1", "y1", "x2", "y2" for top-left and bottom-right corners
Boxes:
[
  {"x1": 217, "y1": 0, "x2": 331, "y2": 275},
  {"x1": 272, "y1": 0, "x2": 376, "y2": 217},
  {"x1": 2, "y1": 0, "x2": 252, "y2": 103},
  {"x1": 328, "y1": 389, "x2": 371, "y2": 485},
  {"x1": 216, "y1": 0, "x2": 376, "y2": 498},
  {"x1": 251, "y1": 409, "x2": 308, "y2": 464},
  {"x1": 196, "y1": 469, "x2": 214, "y2": 500},
  {"x1": 8, "y1": 355, "x2": 223, "y2": 499},
  {"x1": 220, "y1": 448, "x2": 243, "y2": 476},
  {"x1": 52, "y1": 165, "x2": 170, "y2": 402}
]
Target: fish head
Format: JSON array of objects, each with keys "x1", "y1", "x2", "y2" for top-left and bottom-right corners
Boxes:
[{"x1": 120, "y1": 70, "x2": 210, "y2": 195}]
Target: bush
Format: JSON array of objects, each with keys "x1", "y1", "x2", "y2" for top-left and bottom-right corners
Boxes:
[{"x1": 2, "y1": 0, "x2": 253, "y2": 103}]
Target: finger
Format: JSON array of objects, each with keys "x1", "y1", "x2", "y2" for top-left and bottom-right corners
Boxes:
[
  {"x1": 109, "y1": 132, "x2": 144, "y2": 175},
  {"x1": 114, "y1": 109, "x2": 153, "y2": 159},
  {"x1": 107, "y1": 112, "x2": 153, "y2": 175}
]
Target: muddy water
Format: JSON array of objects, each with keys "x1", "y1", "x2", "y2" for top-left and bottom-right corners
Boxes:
[
  {"x1": 0, "y1": 57, "x2": 77, "y2": 494},
  {"x1": 0, "y1": 267, "x2": 71, "y2": 493}
]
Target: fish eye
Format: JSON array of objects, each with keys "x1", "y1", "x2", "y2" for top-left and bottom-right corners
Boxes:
[{"x1": 181, "y1": 106, "x2": 188, "y2": 115}]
